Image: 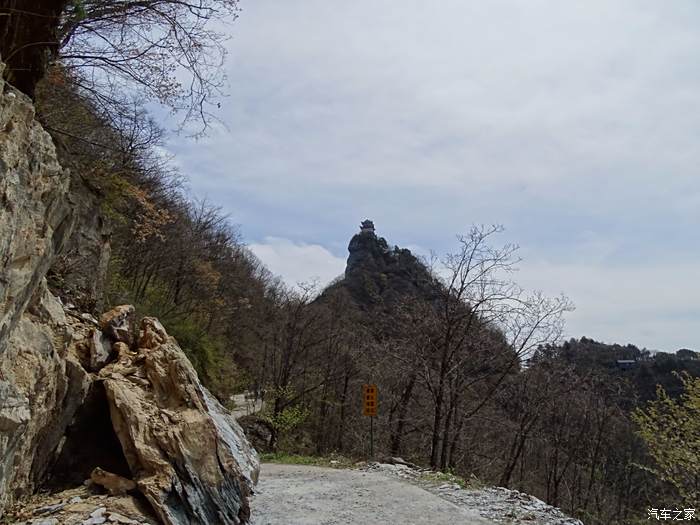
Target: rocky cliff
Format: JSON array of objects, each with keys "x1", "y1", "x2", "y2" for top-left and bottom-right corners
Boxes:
[
  {"x1": 327, "y1": 221, "x2": 438, "y2": 310},
  {"x1": 0, "y1": 65, "x2": 258, "y2": 524}
]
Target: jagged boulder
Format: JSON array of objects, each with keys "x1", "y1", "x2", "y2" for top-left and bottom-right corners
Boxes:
[
  {"x1": 90, "y1": 467, "x2": 137, "y2": 496},
  {"x1": 99, "y1": 314, "x2": 259, "y2": 525},
  {"x1": 89, "y1": 329, "x2": 113, "y2": 371},
  {"x1": 99, "y1": 305, "x2": 136, "y2": 346}
]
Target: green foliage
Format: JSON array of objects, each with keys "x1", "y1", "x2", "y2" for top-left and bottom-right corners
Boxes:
[
  {"x1": 104, "y1": 258, "x2": 241, "y2": 401},
  {"x1": 167, "y1": 318, "x2": 220, "y2": 379},
  {"x1": 633, "y1": 373, "x2": 700, "y2": 506},
  {"x1": 72, "y1": 0, "x2": 87, "y2": 21},
  {"x1": 265, "y1": 404, "x2": 310, "y2": 434},
  {"x1": 259, "y1": 386, "x2": 311, "y2": 451},
  {"x1": 262, "y1": 387, "x2": 310, "y2": 434},
  {"x1": 421, "y1": 470, "x2": 477, "y2": 489}
]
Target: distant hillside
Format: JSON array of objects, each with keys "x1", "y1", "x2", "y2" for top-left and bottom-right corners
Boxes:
[{"x1": 535, "y1": 337, "x2": 700, "y2": 402}]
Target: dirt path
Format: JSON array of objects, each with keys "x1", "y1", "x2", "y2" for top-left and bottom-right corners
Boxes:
[{"x1": 249, "y1": 463, "x2": 495, "y2": 525}]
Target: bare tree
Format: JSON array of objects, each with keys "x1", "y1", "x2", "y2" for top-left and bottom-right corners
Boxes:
[
  {"x1": 411, "y1": 225, "x2": 573, "y2": 469},
  {"x1": 56, "y1": 0, "x2": 240, "y2": 133}
]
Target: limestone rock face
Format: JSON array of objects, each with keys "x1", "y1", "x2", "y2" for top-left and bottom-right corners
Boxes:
[
  {"x1": 0, "y1": 67, "x2": 89, "y2": 513},
  {"x1": 0, "y1": 283, "x2": 92, "y2": 512},
  {"x1": 0, "y1": 64, "x2": 73, "y2": 353},
  {"x1": 49, "y1": 171, "x2": 112, "y2": 312},
  {"x1": 100, "y1": 316, "x2": 259, "y2": 525}
]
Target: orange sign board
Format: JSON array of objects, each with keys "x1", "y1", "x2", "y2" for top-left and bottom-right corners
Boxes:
[{"x1": 363, "y1": 384, "x2": 378, "y2": 417}]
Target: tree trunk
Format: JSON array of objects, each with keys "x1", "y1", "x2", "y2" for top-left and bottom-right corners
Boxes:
[
  {"x1": 389, "y1": 372, "x2": 416, "y2": 456},
  {"x1": 0, "y1": 0, "x2": 68, "y2": 97}
]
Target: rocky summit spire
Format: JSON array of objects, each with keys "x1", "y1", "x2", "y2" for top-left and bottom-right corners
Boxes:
[{"x1": 342, "y1": 220, "x2": 435, "y2": 307}]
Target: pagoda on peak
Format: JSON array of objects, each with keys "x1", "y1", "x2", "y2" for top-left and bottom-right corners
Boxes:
[{"x1": 360, "y1": 219, "x2": 375, "y2": 234}]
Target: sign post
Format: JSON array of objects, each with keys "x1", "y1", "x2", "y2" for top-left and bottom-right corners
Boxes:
[{"x1": 362, "y1": 384, "x2": 378, "y2": 458}]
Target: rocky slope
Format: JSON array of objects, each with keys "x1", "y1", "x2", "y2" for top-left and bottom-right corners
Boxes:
[{"x1": 0, "y1": 64, "x2": 258, "y2": 524}]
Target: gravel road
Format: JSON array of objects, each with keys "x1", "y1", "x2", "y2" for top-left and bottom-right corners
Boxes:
[
  {"x1": 230, "y1": 393, "x2": 264, "y2": 419},
  {"x1": 249, "y1": 463, "x2": 495, "y2": 525}
]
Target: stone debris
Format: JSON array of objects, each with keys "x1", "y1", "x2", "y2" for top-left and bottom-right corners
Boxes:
[
  {"x1": 377, "y1": 456, "x2": 420, "y2": 469},
  {"x1": 82, "y1": 517, "x2": 106, "y2": 525},
  {"x1": 107, "y1": 512, "x2": 139, "y2": 524},
  {"x1": 4, "y1": 486, "x2": 158, "y2": 525},
  {"x1": 364, "y1": 462, "x2": 584, "y2": 525},
  {"x1": 33, "y1": 503, "x2": 65, "y2": 515},
  {"x1": 81, "y1": 313, "x2": 100, "y2": 326},
  {"x1": 99, "y1": 305, "x2": 135, "y2": 346},
  {"x1": 90, "y1": 468, "x2": 136, "y2": 496}
]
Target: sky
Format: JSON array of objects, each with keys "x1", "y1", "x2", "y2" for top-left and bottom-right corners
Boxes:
[{"x1": 163, "y1": 0, "x2": 700, "y2": 352}]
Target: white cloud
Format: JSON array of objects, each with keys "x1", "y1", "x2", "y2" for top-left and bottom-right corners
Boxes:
[
  {"x1": 249, "y1": 237, "x2": 346, "y2": 289},
  {"x1": 515, "y1": 258, "x2": 700, "y2": 352},
  {"x1": 163, "y1": 0, "x2": 700, "y2": 351}
]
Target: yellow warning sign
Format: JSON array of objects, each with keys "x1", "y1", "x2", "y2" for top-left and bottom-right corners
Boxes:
[{"x1": 363, "y1": 384, "x2": 378, "y2": 417}]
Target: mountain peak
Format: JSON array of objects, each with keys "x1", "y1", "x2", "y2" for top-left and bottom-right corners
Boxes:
[{"x1": 341, "y1": 221, "x2": 435, "y2": 307}]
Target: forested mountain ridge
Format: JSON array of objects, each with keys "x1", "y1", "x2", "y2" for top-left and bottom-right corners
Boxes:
[{"x1": 535, "y1": 337, "x2": 700, "y2": 402}]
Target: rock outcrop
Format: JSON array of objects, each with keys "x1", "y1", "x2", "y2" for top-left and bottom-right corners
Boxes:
[
  {"x1": 322, "y1": 220, "x2": 437, "y2": 310},
  {"x1": 100, "y1": 314, "x2": 259, "y2": 525},
  {"x1": 0, "y1": 60, "x2": 87, "y2": 512},
  {"x1": 0, "y1": 61, "x2": 73, "y2": 352},
  {"x1": 0, "y1": 66, "x2": 259, "y2": 524}
]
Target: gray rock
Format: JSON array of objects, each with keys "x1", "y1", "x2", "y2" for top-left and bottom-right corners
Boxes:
[
  {"x1": 83, "y1": 518, "x2": 107, "y2": 525},
  {"x1": 0, "y1": 71, "x2": 72, "y2": 357},
  {"x1": 33, "y1": 502, "x2": 65, "y2": 515},
  {"x1": 0, "y1": 63, "x2": 93, "y2": 517},
  {"x1": 108, "y1": 512, "x2": 138, "y2": 524},
  {"x1": 31, "y1": 519, "x2": 59, "y2": 525},
  {"x1": 99, "y1": 305, "x2": 135, "y2": 345},
  {"x1": 89, "y1": 329, "x2": 113, "y2": 371}
]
